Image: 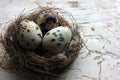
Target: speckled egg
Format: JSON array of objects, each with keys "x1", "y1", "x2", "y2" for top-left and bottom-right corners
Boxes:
[
  {"x1": 35, "y1": 13, "x2": 58, "y2": 33},
  {"x1": 17, "y1": 20, "x2": 43, "y2": 50},
  {"x1": 42, "y1": 26, "x2": 72, "y2": 54},
  {"x1": 43, "y1": 13, "x2": 58, "y2": 30}
]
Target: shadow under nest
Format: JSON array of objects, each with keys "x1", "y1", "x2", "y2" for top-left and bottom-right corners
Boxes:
[{"x1": 1, "y1": 6, "x2": 83, "y2": 80}]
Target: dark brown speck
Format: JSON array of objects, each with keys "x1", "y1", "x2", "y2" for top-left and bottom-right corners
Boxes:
[
  {"x1": 52, "y1": 32, "x2": 57, "y2": 37},
  {"x1": 37, "y1": 33, "x2": 42, "y2": 38},
  {"x1": 57, "y1": 30, "x2": 60, "y2": 32},
  {"x1": 27, "y1": 29, "x2": 30, "y2": 32},
  {"x1": 36, "y1": 27, "x2": 39, "y2": 30},
  {"x1": 57, "y1": 43, "x2": 61, "y2": 46},
  {"x1": 51, "y1": 39, "x2": 56, "y2": 42},
  {"x1": 59, "y1": 33, "x2": 63, "y2": 36}
]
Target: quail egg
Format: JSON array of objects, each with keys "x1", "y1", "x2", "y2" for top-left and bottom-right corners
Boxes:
[
  {"x1": 42, "y1": 26, "x2": 72, "y2": 54},
  {"x1": 43, "y1": 13, "x2": 58, "y2": 30},
  {"x1": 17, "y1": 20, "x2": 43, "y2": 50},
  {"x1": 35, "y1": 13, "x2": 58, "y2": 33}
]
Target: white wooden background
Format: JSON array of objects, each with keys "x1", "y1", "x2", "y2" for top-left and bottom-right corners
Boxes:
[{"x1": 0, "y1": 0, "x2": 120, "y2": 80}]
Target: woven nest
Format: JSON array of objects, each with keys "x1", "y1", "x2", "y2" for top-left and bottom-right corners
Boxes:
[{"x1": 1, "y1": 7, "x2": 83, "y2": 80}]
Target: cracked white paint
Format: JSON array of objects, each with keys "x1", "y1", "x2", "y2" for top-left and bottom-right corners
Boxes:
[{"x1": 0, "y1": 0, "x2": 120, "y2": 80}]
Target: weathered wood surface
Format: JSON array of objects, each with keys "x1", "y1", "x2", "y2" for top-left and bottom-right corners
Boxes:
[{"x1": 0, "y1": 0, "x2": 120, "y2": 80}]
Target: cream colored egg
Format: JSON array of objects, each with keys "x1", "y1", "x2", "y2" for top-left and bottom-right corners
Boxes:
[
  {"x1": 17, "y1": 20, "x2": 43, "y2": 49},
  {"x1": 42, "y1": 26, "x2": 72, "y2": 54}
]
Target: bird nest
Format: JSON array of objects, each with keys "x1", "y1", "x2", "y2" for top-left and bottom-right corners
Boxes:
[{"x1": 1, "y1": 7, "x2": 83, "y2": 80}]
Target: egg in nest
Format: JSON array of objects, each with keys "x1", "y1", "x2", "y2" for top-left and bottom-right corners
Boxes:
[
  {"x1": 35, "y1": 13, "x2": 58, "y2": 34},
  {"x1": 42, "y1": 26, "x2": 72, "y2": 54},
  {"x1": 17, "y1": 20, "x2": 43, "y2": 50}
]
